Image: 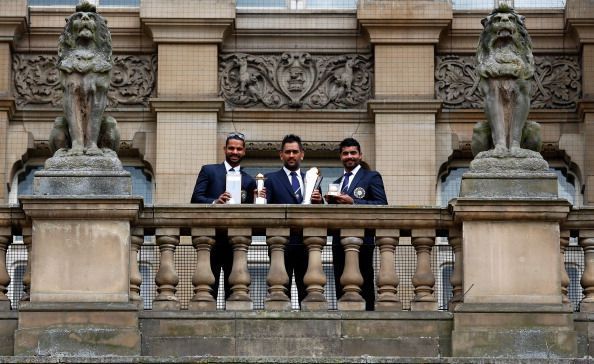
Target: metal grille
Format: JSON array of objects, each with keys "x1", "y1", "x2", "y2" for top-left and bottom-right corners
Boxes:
[
  {"x1": 566, "y1": 245, "x2": 584, "y2": 312},
  {"x1": 6, "y1": 241, "x2": 28, "y2": 310},
  {"x1": 138, "y1": 238, "x2": 454, "y2": 311}
]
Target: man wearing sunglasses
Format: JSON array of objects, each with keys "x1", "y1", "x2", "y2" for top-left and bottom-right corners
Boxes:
[{"x1": 191, "y1": 132, "x2": 257, "y2": 303}]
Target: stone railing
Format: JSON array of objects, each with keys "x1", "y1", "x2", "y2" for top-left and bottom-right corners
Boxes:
[{"x1": 133, "y1": 205, "x2": 455, "y2": 311}]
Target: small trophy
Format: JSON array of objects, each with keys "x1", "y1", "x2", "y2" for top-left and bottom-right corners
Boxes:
[
  {"x1": 225, "y1": 171, "x2": 242, "y2": 204},
  {"x1": 255, "y1": 173, "x2": 266, "y2": 205},
  {"x1": 303, "y1": 167, "x2": 323, "y2": 204},
  {"x1": 327, "y1": 183, "x2": 340, "y2": 196}
]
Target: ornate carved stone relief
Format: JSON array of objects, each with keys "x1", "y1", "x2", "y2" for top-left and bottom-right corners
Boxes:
[
  {"x1": 246, "y1": 141, "x2": 339, "y2": 152},
  {"x1": 13, "y1": 54, "x2": 157, "y2": 108},
  {"x1": 435, "y1": 55, "x2": 581, "y2": 109},
  {"x1": 220, "y1": 52, "x2": 373, "y2": 109}
]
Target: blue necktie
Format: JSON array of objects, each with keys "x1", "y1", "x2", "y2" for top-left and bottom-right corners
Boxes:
[
  {"x1": 229, "y1": 167, "x2": 235, "y2": 172},
  {"x1": 341, "y1": 172, "x2": 352, "y2": 194},
  {"x1": 290, "y1": 171, "x2": 303, "y2": 203}
]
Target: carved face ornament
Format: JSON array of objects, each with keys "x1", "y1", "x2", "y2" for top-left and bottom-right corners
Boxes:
[{"x1": 73, "y1": 13, "x2": 97, "y2": 42}]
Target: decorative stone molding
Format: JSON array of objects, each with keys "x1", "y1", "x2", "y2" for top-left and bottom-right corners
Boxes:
[
  {"x1": 435, "y1": 55, "x2": 581, "y2": 109},
  {"x1": 246, "y1": 141, "x2": 340, "y2": 153},
  {"x1": 219, "y1": 52, "x2": 373, "y2": 110},
  {"x1": 13, "y1": 54, "x2": 157, "y2": 109}
]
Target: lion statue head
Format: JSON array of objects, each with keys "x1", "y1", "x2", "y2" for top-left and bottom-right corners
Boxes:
[
  {"x1": 476, "y1": 5, "x2": 534, "y2": 80},
  {"x1": 57, "y1": 1, "x2": 112, "y2": 74}
]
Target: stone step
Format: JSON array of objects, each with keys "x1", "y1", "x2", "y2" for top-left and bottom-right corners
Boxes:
[{"x1": 0, "y1": 357, "x2": 590, "y2": 364}]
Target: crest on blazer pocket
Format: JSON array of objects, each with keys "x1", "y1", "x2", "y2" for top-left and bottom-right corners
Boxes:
[
  {"x1": 241, "y1": 190, "x2": 248, "y2": 202},
  {"x1": 354, "y1": 187, "x2": 366, "y2": 199}
]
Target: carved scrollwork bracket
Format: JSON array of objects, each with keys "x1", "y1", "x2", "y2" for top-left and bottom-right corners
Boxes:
[
  {"x1": 219, "y1": 52, "x2": 373, "y2": 110},
  {"x1": 13, "y1": 54, "x2": 157, "y2": 109},
  {"x1": 435, "y1": 55, "x2": 581, "y2": 109}
]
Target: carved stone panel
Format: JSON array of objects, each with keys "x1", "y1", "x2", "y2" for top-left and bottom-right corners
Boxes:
[
  {"x1": 435, "y1": 55, "x2": 581, "y2": 109},
  {"x1": 219, "y1": 52, "x2": 373, "y2": 110},
  {"x1": 13, "y1": 54, "x2": 157, "y2": 109}
]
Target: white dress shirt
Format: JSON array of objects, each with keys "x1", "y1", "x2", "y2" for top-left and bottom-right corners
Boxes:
[
  {"x1": 283, "y1": 167, "x2": 304, "y2": 197},
  {"x1": 340, "y1": 164, "x2": 361, "y2": 193}
]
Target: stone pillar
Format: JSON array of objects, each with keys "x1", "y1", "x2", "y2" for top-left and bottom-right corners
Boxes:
[
  {"x1": 0, "y1": 0, "x2": 26, "y2": 203},
  {"x1": 141, "y1": 0, "x2": 234, "y2": 204},
  {"x1": 226, "y1": 228, "x2": 252, "y2": 311},
  {"x1": 265, "y1": 228, "x2": 290, "y2": 311},
  {"x1": 358, "y1": 1, "x2": 450, "y2": 205},
  {"x1": 337, "y1": 229, "x2": 365, "y2": 311},
  {"x1": 189, "y1": 228, "x2": 216, "y2": 311},
  {"x1": 375, "y1": 229, "x2": 401, "y2": 311},
  {"x1": 560, "y1": 230, "x2": 571, "y2": 306},
  {"x1": 451, "y1": 199, "x2": 576, "y2": 357},
  {"x1": 302, "y1": 228, "x2": 328, "y2": 311},
  {"x1": 410, "y1": 230, "x2": 437, "y2": 311},
  {"x1": 448, "y1": 229, "x2": 463, "y2": 311},
  {"x1": 17, "y1": 197, "x2": 142, "y2": 356},
  {"x1": 153, "y1": 228, "x2": 181, "y2": 310},
  {"x1": 579, "y1": 232, "x2": 594, "y2": 312}
]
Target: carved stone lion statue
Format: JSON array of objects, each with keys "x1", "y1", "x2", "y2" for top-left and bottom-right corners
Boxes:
[
  {"x1": 474, "y1": 5, "x2": 537, "y2": 157},
  {"x1": 50, "y1": 0, "x2": 119, "y2": 157}
]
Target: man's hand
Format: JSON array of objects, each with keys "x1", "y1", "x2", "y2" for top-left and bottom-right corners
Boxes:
[
  {"x1": 254, "y1": 187, "x2": 267, "y2": 199},
  {"x1": 215, "y1": 192, "x2": 231, "y2": 204},
  {"x1": 332, "y1": 193, "x2": 354, "y2": 204},
  {"x1": 311, "y1": 189, "x2": 323, "y2": 204}
]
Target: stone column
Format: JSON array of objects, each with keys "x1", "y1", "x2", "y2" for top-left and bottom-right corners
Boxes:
[
  {"x1": 130, "y1": 227, "x2": 144, "y2": 309},
  {"x1": 337, "y1": 229, "x2": 365, "y2": 311},
  {"x1": 302, "y1": 228, "x2": 328, "y2": 311},
  {"x1": 0, "y1": 228, "x2": 11, "y2": 310},
  {"x1": 141, "y1": 0, "x2": 234, "y2": 204},
  {"x1": 580, "y1": 232, "x2": 594, "y2": 312},
  {"x1": 226, "y1": 228, "x2": 252, "y2": 311},
  {"x1": 410, "y1": 229, "x2": 437, "y2": 311},
  {"x1": 265, "y1": 228, "x2": 290, "y2": 311},
  {"x1": 375, "y1": 229, "x2": 401, "y2": 311},
  {"x1": 153, "y1": 228, "x2": 181, "y2": 310},
  {"x1": 0, "y1": 0, "x2": 26, "y2": 203},
  {"x1": 189, "y1": 228, "x2": 216, "y2": 311},
  {"x1": 560, "y1": 230, "x2": 571, "y2": 305},
  {"x1": 448, "y1": 229, "x2": 463, "y2": 311},
  {"x1": 358, "y1": 1, "x2": 451, "y2": 205}
]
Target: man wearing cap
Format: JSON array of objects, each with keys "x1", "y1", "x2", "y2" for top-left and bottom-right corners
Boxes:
[
  {"x1": 264, "y1": 134, "x2": 323, "y2": 304},
  {"x1": 191, "y1": 132, "x2": 257, "y2": 302},
  {"x1": 326, "y1": 137, "x2": 388, "y2": 310}
]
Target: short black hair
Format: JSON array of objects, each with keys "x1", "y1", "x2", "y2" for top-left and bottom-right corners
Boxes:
[
  {"x1": 281, "y1": 134, "x2": 303, "y2": 151},
  {"x1": 225, "y1": 132, "x2": 245, "y2": 147},
  {"x1": 339, "y1": 137, "x2": 361, "y2": 153}
]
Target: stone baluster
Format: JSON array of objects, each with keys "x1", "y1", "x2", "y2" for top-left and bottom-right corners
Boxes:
[
  {"x1": 20, "y1": 227, "x2": 32, "y2": 302},
  {"x1": 302, "y1": 228, "x2": 328, "y2": 311},
  {"x1": 560, "y1": 230, "x2": 571, "y2": 305},
  {"x1": 153, "y1": 228, "x2": 180, "y2": 310},
  {"x1": 448, "y1": 229, "x2": 463, "y2": 311},
  {"x1": 226, "y1": 228, "x2": 252, "y2": 310},
  {"x1": 0, "y1": 227, "x2": 12, "y2": 310},
  {"x1": 338, "y1": 229, "x2": 365, "y2": 311},
  {"x1": 411, "y1": 229, "x2": 437, "y2": 311},
  {"x1": 265, "y1": 228, "x2": 290, "y2": 310},
  {"x1": 130, "y1": 227, "x2": 144, "y2": 309},
  {"x1": 375, "y1": 229, "x2": 401, "y2": 311},
  {"x1": 189, "y1": 228, "x2": 217, "y2": 311},
  {"x1": 580, "y1": 233, "x2": 594, "y2": 312}
]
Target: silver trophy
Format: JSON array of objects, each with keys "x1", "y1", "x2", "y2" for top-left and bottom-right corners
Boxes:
[{"x1": 303, "y1": 167, "x2": 323, "y2": 204}]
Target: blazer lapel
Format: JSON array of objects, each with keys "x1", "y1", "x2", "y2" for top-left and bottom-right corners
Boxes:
[
  {"x1": 279, "y1": 169, "x2": 298, "y2": 203},
  {"x1": 347, "y1": 169, "x2": 365, "y2": 195}
]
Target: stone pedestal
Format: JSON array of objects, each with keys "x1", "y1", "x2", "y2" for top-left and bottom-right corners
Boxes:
[
  {"x1": 451, "y1": 196, "x2": 576, "y2": 357},
  {"x1": 17, "y1": 196, "x2": 142, "y2": 355}
]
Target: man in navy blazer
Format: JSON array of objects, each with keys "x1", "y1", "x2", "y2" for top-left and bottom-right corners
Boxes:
[
  {"x1": 265, "y1": 134, "x2": 322, "y2": 304},
  {"x1": 326, "y1": 137, "x2": 388, "y2": 311},
  {"x1": 191, "y1": 132, "x2": 257, "y2": 301}
]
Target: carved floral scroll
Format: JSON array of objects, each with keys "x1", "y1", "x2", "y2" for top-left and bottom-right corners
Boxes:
[
  {"x1": 13, "y1": 54, "x2": 157, "y2": 108},
  {"x1": 435, "y1": 55, "x2": 581, "y2": 109},
  {"x1": 219, "y1": 52, "x2": 373, "y2": 110}
]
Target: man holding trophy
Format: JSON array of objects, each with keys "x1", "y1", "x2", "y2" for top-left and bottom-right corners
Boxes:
[
  {"x1": 190, "y1": 132, "x2": 258, "y2": 302},
  {"x1": 265, "y1": 134, "x2": 323, "y2": 304},
  {"x1": 326, "y1": 137, "x2": 388, "y2": 311}
]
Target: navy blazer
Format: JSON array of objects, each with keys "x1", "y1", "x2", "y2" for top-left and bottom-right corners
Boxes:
[
  {"x1": 191, "y1": 163, "x2": 256, "y2": 204},
  {"x1": 332, "y1": 168, "x2": 388, "y2": 205},
  {"x1": 264, "y1": 168, "x2": 306, "y2": 204}
]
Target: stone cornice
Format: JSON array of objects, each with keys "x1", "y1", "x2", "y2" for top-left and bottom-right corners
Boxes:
[
  {"x1": 451, "y1": 198, "x2": 571, "y2": 223},
  {"x1": 150, "y1": 98, "x2": 224, "y2": 115},
  {"x1": 20, "y1": 196, "x2": 142, "y2": 220},
  {"x1": 141, "y1": 18, "x2": 234, "y2": 44},
  {"x1": 578, "y1": 99, "x2": 594, "y2": 119},
  {"x1": 368, "y1": 99, "x2": 443, "y2": 114},
  {"x1": 0, "y1": 17, "x2": 27, "y2": 44},
  {"x1": 566, "y1": 18, "x2": 594, "y2": 45},
  {"x1": 357, "y1": 1, "x2": 452, "y2": 44},
  {"x1": 0, "y1": 97, "x2": 16, "y2": 120}
]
